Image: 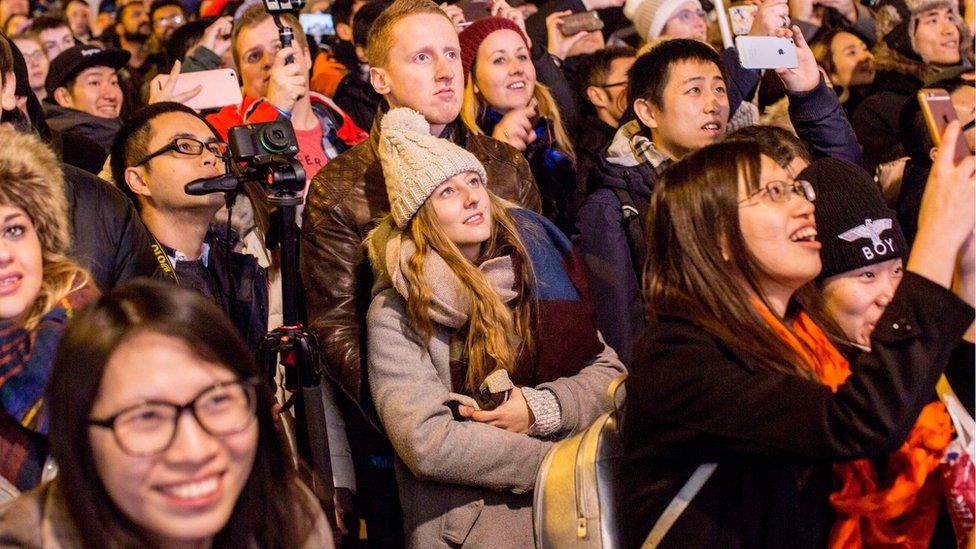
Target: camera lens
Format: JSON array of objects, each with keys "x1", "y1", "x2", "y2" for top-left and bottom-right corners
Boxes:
[{"x1": 259, "y1": 124, "x2": 292, "y2": 154}]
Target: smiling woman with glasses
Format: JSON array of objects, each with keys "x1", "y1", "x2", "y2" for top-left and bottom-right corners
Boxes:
[
  {"x1": 0, "y1": 280, "x2": 333, "y2": 548},
  {"x1": 621, "y1": 138, "x2": 975, "y2": 547}
]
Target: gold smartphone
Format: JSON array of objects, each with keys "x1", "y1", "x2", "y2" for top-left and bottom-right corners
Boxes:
[{"x1": 917, "y1": 88, "x2": 970, "y2": 165}]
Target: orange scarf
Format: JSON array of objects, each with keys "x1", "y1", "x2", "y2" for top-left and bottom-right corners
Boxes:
[{"x1": 756, "y1": 304, "x2": 953, "y2": 548}]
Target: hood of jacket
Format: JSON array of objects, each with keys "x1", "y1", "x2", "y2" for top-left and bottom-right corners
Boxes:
[
  {"x1": 588, "y1": 120, "x2": 663, "y2": 200},
  {"x1": 871, "y1": 41, "x2": 968, "y2": 88}
]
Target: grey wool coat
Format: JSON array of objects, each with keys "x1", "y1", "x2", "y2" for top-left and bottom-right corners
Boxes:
[{"x1": 367, "y1": 288, "x2": 626, "y2": 548}]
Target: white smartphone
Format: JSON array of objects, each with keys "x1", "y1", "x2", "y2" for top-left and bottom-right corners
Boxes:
[
  {"x1": 735, "y1": 36, "x2": 798, "y2": 69},
  {"x1": 172, "y1": 68, "x2": 243, "y2": 112}
]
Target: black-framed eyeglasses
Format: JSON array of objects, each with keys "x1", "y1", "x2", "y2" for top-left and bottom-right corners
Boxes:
[
  {"x1": 87, "y1": 378, "x2": 260, "y2": 457},
  {"x1": 134, "y1": 137, "x2": 229, "y2": 167},
  {"x1": 739, "y1": 179, "x2": 816, "y2": 204}
]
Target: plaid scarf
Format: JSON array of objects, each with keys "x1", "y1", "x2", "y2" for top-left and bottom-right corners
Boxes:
[{"x1": 0, "y1": 281, "x2": 97, "y2": 492}]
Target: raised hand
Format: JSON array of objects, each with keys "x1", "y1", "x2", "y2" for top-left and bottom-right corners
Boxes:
[
  {"x1": 748, "y1": 0, "x2": 791, "y2": 36},
  {"x1": 774, "y1": 25, "x2": 820, "y2": 93},
  {"x1": 491, "y1": 100, "x2": 538, "y2": 150},
  {"x1": 907, "y1": 121, "x2": 976, "y2": 289},
  {"x1": 148, "y1": 60, "x2": 202, "y2": 106},
  {"x1": 266, "y1": 46, "x2": 308, "y2": 114},
  {"x1": 440, "y1": 2, "x2": 466, "y2": 32},
  {"x1": 546, "y1": 11, "x2": 592, "y2": 61},
  {"x1": 198, "y1": 15, "x2": 233, "y2": 58}
]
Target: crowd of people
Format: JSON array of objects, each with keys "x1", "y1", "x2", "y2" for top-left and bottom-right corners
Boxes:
[{"x1": 0, "y1": 0, "x2": 971, "y2": 544}]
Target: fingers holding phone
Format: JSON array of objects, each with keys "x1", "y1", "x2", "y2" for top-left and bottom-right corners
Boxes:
[
  {"x1": 440, "y1": 2, "x2": 467, "y2": 32},
  {"x1": 747, "y1": 0, "x2": 789, "y2": 36},
  {"x1": 773, "y1": 25, "x2": 820, "y2": 92},
  {"x1": 149, "y1": 60, "x2": 202, "y2": 106},
  {"x1": 908, "y1": 120, "x2": 976, "y2": 290}
]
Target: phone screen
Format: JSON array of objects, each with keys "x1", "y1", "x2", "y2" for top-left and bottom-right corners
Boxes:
[{"x1": 300, "y1": 13, "x2": 335, "y2": 39}]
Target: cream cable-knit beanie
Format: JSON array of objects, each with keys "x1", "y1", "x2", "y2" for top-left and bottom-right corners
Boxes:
[
  {"x1": 379, "y1": 108, "x2": 489, "y2": 228},
  {"x1": 625, "y1": 0, "x2": 701, "y2": 40}
]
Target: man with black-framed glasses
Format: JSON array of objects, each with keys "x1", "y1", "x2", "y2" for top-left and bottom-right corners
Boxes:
[
  {"x1": 574, "y1": 46, "x2": 636, "y2": 200},
  {"x1": 109, "y1": 102, "x2": 269, "y2": 350}
]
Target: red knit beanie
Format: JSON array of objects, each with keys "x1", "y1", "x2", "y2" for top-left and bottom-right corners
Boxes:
[{"x1": 458, "y1": 17, "x2": 530, "y2": 81}]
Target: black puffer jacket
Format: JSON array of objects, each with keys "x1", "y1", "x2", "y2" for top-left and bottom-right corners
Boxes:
[
  {"x1": 62, "y1": 164, "x2": 157, "y2": 291},
  {"x1": 622, "y1": 273, "x2": 974, "y2": 548},
  {"x1": 576, "y1": 129, "x2": 660, "y2": 362},
  {"x1": 333, "y1": 67, "x2": 382, "y2": 133}
]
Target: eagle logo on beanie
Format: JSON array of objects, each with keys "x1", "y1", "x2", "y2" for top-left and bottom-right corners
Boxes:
[{"x1": 839, "y1": 218, "x2": 896, "y2": 260}]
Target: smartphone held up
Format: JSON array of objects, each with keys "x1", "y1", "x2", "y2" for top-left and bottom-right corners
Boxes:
[
  {"x1": 918, "y1": 88, "x2": 973, "y2": 165},
  {"x1": 735, "y1": 35, "x2": 798, "y2": 69}
]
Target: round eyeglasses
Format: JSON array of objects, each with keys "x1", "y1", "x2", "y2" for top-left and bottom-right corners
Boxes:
[
  {"x1": 87, "y1": 379, "x2": 259, "y2": 457},
  {"x1": 134, "y1": 137, "x2": 229, "y2": 167},
  {"x1": 739, "y1": 179, "x2": 816, "y2": 204}
]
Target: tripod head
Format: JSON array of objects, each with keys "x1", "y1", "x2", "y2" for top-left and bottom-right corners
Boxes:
[{"x1": 185, "y1": 121, "x2": 306, "y2": 200}]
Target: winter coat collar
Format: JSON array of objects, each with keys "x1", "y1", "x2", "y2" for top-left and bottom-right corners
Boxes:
[{"x1": 605, "y1": 120, "x2": 671, "y2": 169}]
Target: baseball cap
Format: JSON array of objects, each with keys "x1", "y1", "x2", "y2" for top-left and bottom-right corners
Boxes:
[{"x1": 44, "y1": 45, "x2": 131, "y2": 98}]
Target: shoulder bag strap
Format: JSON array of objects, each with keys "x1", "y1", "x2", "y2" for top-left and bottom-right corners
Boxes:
[
  {"x1": 641, "y1": 462, "x2": 718, "y2": 548},
  {"x1": 608, "y1": 187, "x2": 646, "y2": 283}
]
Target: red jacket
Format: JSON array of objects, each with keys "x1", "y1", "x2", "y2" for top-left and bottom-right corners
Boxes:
[{"x1": 206, "y1": 92, "x2": 368, "y2": 150}]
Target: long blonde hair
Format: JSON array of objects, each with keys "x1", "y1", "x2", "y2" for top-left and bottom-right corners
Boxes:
[
  {"x1": 0, "y1": 127, "x2": 89, "y2": 330},
  {"x1": 461, "y1": 76, "x2": 576, "y2": 162},
  {"x1": 403, "y1": 193, "x2": 535, "y2": 391}
]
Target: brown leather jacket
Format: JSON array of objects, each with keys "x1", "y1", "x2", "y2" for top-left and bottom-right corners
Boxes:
[{"x1": 300, "y1": 112, "x2": 542, "y2": 430}]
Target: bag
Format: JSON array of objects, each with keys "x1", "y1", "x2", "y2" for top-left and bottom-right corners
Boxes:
[
  {"x1": 533, "y1": 374, "x2": 627, "y2": 548},
  {"x1": 937, "y1": 375, "x2": 975, "y2": 547}
]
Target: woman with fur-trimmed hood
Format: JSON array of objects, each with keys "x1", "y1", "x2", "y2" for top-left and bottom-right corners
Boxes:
[
  {"x1": 851, "y1": 0, "x2": 973, "y2": 172},
  {"x1": 0, "y1": 127, "x2": 97, "y2": 500}
]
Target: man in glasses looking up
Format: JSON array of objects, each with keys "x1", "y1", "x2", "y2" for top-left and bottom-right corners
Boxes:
[
  {"x1": 110, "y1": 102, "x2": 269, "y2": 350},
  {"x1": 573, "y1": 46, "x2": 636, "y2": 203}
]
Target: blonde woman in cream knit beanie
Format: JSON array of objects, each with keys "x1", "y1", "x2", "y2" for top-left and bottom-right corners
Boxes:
[
  {"x1": 624, "y1": 0, "x2": 708, "y2": 41},
  {"x1": 378, "y1": 107, "x2": 488, "y2": 228}
]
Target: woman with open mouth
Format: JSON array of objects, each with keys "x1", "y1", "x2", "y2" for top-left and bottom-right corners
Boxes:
[
  {"x1": 365, "y1": 107, "x2": 624, "y2": 548},
  {"x1": 0, "y1": 127, "x2": 96, "y2": 500},
  {"x1": 809, "y1": 156, "x2": 974, "y2": 547},
  {"x1": 0, "y1": 279, "x2": 333, "y2": 548},
  {"x1": 621, "y1": 125, "x2": 974, "y2": 548},
  {"x1": 458, "y1": 16, "x2": 579, "y2": 237}
]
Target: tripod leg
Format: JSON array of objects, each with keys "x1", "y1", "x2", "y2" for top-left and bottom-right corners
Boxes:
[{"x1": 295, "y1": 384, "x2": 337, "y2": 530}]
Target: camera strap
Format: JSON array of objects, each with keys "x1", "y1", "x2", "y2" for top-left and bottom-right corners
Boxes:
[{"x1": 150, "y1": 237, "x2": 179, "y2": 284}]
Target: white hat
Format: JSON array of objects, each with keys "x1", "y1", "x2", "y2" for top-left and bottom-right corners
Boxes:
[
  {"x1": 625, "y1": 0, "x2": 702, "y2": 40},
  {"x1": 379, "y1": 108, "x2": 489, "y2": 228}
]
